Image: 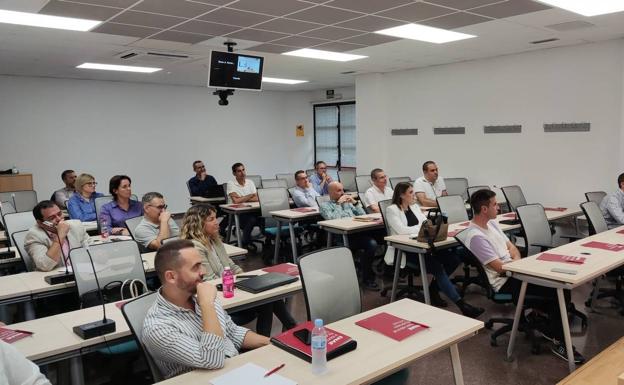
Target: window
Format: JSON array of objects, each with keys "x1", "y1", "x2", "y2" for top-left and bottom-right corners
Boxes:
[{"x1": 314, "y1": 102, "x2": 356, "y2": 177}]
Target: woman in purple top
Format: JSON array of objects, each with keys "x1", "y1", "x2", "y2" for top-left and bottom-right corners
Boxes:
[{"x1": 99, "y1": 175, "x2": 143, "y2": 235}]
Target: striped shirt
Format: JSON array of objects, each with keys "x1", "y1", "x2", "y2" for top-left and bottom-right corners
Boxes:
[{"x1": 142, "y1": 290, "x2": 249, "y2": 379}]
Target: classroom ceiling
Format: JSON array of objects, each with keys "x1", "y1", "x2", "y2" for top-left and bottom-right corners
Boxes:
[{"x1": 1, "y1": 0, "x2": 624, "y2": 91}]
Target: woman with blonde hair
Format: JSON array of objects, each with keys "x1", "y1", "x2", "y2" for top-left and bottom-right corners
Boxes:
[
  {"x1": 180, "y1": 204, "x2": 296, "y2": 335},
  {"x1": 67, "y1": 173, "x2": 103, "y2": 222}
]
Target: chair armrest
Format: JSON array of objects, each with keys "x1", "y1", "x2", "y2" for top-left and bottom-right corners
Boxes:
[
  {"x1": 530, "y1": 243, "x2": 554, "y2": 252},
  {"x1": 559, "y1": 234, "x2": 584, "y2": 242}
]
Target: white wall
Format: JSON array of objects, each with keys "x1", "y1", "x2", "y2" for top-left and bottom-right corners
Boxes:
[
  {"x1": 356, "y1": 39, "x2": 624, "y2": 206},
  {"x1": 0, "y1": 76, "x2": 315, "y2": 212}
]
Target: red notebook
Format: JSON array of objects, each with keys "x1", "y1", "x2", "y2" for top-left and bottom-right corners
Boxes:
[
  {"x1": 271, "y1": 321, "x2": 357, "y2": 362},
  {"x1": 0, "y1": 328, "x2": 32, "y2": 343},
  {"x1": 617, "y1": 229, "x2": 624, "y2": 235},
  {"x1": 458, "y1": 221, "x2": 470, "y2": 227},
  {"x1": 262, "y1": 263, "x2": 299, "y2": 276},
  {"x1": 582, "y1": 241, "x2": 624, "y2": 252},
  {"x1": 290, "y1": 207, "x2": 316, "y2": 213},
  {"x1": 536, "y1": 253, "x2": 585, "y2": 264},
  {"x1": 502, "y1": 213, "x2": 517, "y2": 219},
  {"x1": 355, "y1": 312, "x2": 429, "y2": 342},
  {"x1": 544, "y1": 207, "x2": 567, "y2": 212},
  {"x1": 115, "y1": 301, "x2": 128, "y2": 309},
  {"x1": 228, "y1": 204, "x2": 252, "y2": 208},
  {"x1": 448, "y1": 230, "x2": 460, "y2": 237}
]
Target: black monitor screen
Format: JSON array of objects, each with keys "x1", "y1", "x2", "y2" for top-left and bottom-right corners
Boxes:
[{"x1": 208, "y1": 51, "x2": 264, "y2": 91}]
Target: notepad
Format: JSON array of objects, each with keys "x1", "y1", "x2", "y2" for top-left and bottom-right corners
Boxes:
[
  {"x1": 290, "y1": 207, "x2": 316, "y2": 213},
  {"x1": 210, "y1": 363, "x2": 296, "y2": 385},
  {"x1": 536, "y1": 253, "x2": 585, "y2": 264},
  {"x1": 228, "y1": 204, "x2": 252, "y2": 208},
  {"x1": 262, "y1": 263, "x2": 299, "y2": 276},
  {"x1": 356, "y1": 312, "x2": 429, "y2": 342},
  {"x1": 0, "y1": 328, "x2": 32, "y2": 343},
  {"x1": 544, "y1": 207, "x2": 567, "y2": 212},
  {"x1": 353, "y1": 216, "x2": 380, "y2": 222},
  {"x1": 582, "y1": 241, "x2": 624, "y2": 252}
]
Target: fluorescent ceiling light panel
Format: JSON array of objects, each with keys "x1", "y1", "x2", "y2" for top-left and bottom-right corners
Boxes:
[
  {"x1": 283, "y1": 48, "x2": 367, "y2": 62},
  {"x1": 375, "y1": 23, "x2": 476, "y2": 44},
  {"x1": 77, "y1": 63, "x2": 162, "y2": 73},
  {"x1": 535, "y1": 0, "x2": 624, "y2": 16},
  {"x1": 262, "y1": 77, "x2": 308, "y2": 84},
  {"x1": 0, "y1": 9, "x2": 100, "y2": 31}
]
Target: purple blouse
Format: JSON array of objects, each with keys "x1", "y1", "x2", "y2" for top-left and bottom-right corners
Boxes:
[{"x1": 99, "y1": 199, "x2": 143, "y2": 233}]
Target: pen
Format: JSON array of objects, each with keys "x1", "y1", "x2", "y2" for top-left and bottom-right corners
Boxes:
[
  {"x1": 10, "y1": 329, "x2": 33, "y2": 335},
  {"x1": 264, "y1": 363, "x2": 285, "y2": 377}
]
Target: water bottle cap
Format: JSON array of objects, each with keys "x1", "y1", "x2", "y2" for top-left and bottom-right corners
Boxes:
[
  {"x1": 314, "y1": 319, "x2": 323, "y2": 327},
  {"x1": 224, "y1": 267, "x2": 231, "y2": 271}
]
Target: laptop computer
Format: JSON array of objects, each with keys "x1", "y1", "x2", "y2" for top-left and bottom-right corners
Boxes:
[
  {"x1": 202, "y1": 184, "x2": 225, "y2": 199},
  {"x1": 235, "y1": 272, "x2": 299, "y2": 294}
]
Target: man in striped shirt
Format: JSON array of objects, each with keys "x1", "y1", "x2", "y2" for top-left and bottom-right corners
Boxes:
[{"x1": 142, "y1": 239, "x2": 270, "y2": 379}]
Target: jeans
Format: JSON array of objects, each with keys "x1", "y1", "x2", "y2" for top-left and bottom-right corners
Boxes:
[{"x1": 407, "y1": 250, "x2": 461, "y2": 302}]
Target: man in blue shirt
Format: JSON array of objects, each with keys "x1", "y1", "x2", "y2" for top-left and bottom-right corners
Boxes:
[
  {"x1": 291, "y1": 170, "x2": 319, "y2": 208},
  {"x1": 309, "y1": 161, "x2": 332, "y2": 195},
  {"x1": 188, "y1": 161, "x2": 218, "y2": 197}
]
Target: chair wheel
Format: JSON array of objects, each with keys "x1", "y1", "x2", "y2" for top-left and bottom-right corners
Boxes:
[{"x1": 485, "y1": 320, "x2": 493, "y2": 329}]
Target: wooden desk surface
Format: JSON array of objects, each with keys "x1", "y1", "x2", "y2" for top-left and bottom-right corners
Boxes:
[
  {"x1": 318, "y1": 213, "x2": 383, "y2": 231},
  {"x1": 503, "y1": 226, "x2": 624, "y2": 287},
  {"x1": 0, "y1": 273, "x2": 30, "y2": 301},
  {"x1": 220, "y1": 202, "x2": 260, "y2": 213},
  {"x1": 270, "y1": 208, "x2": 320, "y2": 220},
  {"x1": 190, "y1": 196, "x2": 226, "y2": 203},
  {"x1": 557, "y1": 337, "x2": 624, "y2": 385},
  {"x1": 159, "y1": 298, "x2": 483, "y2": 385}
]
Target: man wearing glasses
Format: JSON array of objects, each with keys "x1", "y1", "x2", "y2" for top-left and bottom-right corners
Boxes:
[
  {"x1": 363, "y1": 168, "x2": 393, "y2": 213},
  {"x1": 309, "y1": 161, "x2": 332, "y2": 195},
  {"x1": 188, "y1": 160, "x2": 218, "y2": 197},
  {"x1": 292, "y1": 170, "x2": 319, "y2": 208},
  {"x1": 135, "y1": 192, "x2": 180, "y2": 251},
  {"x1": 24, "y1": 200, "x2": 89, "y2": 271}
]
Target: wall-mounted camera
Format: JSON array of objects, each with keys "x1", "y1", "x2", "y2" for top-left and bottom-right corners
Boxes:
[{"x1": 213, "y1": 89, "x2": 234, "y2": 106}]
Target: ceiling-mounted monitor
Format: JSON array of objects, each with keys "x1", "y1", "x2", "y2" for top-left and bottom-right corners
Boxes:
[{"x1": 208, "y1": 50, "x2": 264, "y2": 91}]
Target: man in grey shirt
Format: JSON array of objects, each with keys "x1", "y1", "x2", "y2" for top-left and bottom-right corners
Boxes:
[
  {"x1": 52, "y1": 169, "x2": 76, "y2": 209},
  {"x1": 134, "y1": 192, "x2": 179, "y2": 250},
  {"x1": 142, "y1": 240, "x2": 269, "y2": 379},
  {"x1": 600, "y1": 173, "x2": 624, "y2": 229},
  {"x1": 291, "y1": 170, "x2": 319, "y2": 208}
]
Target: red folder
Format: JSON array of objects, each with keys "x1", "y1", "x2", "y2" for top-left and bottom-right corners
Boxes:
[
  {"x1": 458, "y1": 221, "x2": 470, "y2": 227},
  {"x1": 617, "y1": 229, "x2": 624, "y2": 235},
  {"x1": 271, "y1": 321, "x2": 357, "y2": 362},
  {"x1": 544, "y1": 207, "x2": 567, "y2": 212},
  {"x1": 448, "y1": 230, "x2": 460, "y2": 238},
  {"x1": 262, "y1": 263, "x2": 299, "y2": 276},
  {"x1": 355, "y1": 312, "x2": 429, "y2": 342},
  {"x1": 290, "y1": 207, "x2": 316, "y2": 213},
  {"x1": 115, "y1": 301, "x2": 128, "y2": 309},
  {"x1": 0, "y1": 328, "x2": 32, "y2": 343},
  {"x1": 502, "y1": 213, "x2": 517, "y2": 219},
  {"x1": 582, "y1": 241, "x2": 624, "y2": 252},
  {"x1": 228, "y1": 204, "x2": 252, "y2": 208},
  {"x1": 536, "y1": 253, "x2": 585, "y2": 264}
]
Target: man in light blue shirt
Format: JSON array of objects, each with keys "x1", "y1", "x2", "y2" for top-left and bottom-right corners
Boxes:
[
  {"x1": 291, "y1": 170, "x2": 319, "y2": 208},
  {"x1": 601, "y1": 173, "x2": 624, "y2": 229},
  {"x1": 309, "y1": 161, "x2": 332, "y2": 195}
]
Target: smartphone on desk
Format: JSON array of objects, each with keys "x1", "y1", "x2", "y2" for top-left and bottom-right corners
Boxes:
[{"x1": 293, "y1": 328, "x2": 311, "y2": 345}]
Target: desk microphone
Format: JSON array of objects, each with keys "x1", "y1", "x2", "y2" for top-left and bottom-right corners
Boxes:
[
  {"x1": 44, "y1": 234, "x2": 75, "y2": 285},
  {"x1": 73, "y1": 245, "x2": 116, "y2": 339}
]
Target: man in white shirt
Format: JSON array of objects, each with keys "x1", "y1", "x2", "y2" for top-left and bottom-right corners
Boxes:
[
  {"x1": 226, "y1": 163, "x2": 260, "y2": 249},
  {"x1": 363, "y1": 168, "x2": 393, "y2": 213},
  {"x1": 52, "y1": 169, "x2": 76, "y2": 209},
  {"x1": 291, "y1": 170, "x2": 319, "y2": 208},
  {"x1": 465, "y1": 189, "x2": 584, "y2": 364},
  {"x1": 413, "y1": 161, "x2": 447, "y2": 207},
  {"x1": 0, "y1": 339, "x2": 51, "y2": 385}
]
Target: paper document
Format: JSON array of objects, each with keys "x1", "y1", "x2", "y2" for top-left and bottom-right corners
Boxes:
[{"x1": 210, "y1": 363, "x2": 296, "y2": 385}]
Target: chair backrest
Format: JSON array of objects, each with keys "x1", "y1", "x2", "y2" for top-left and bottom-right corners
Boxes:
[
  {"x1": 315, "y1": 195, "x2": 330, "y2": 208},
  {"x1": 444, "y1": 178, "x2": 469, "y2": 201},
  {"x1": 0, "y1": 201, "x2": 16, "y2": 233},
  {"x1": 125, "y1": 216, "x2": 144, "y2": 239},
  {"x1": 121, "y1": 292, "x2": 162, "y2": 383},
  {"x1": 185, "y1": 180, "x2": 192, "y2": 195},
  {"x1": 69, "y1": 240, "x2": 146, "y2": 300},
  {"x1": 516, "y1": 204, "x2": 552, "y2": 256},
  {"x1": 305, "y1": 169, "x2": 315, "y2": 177},
  {"x1": 355, "y1": 175, "x2": 371, "y2": 194},
  {"x1": 261, "y1": 179, "x2": 288, "y2": 189},
  {"x1": 580, "y1": 201, "x2": 608, "y2": 235},
  {"x1": 0, "y1": 191, "x2": 38, "y2": 212},
  {"x1": 338, "y1": 170, "x2": 357, "y2": 192},
  {"x1": 94, "y1": 195, "x2": 114, "y2": 231},
  {"x1": 161, "y1": 236, "x2": 180, "y2": 245},
  {"x1": 275, "y1": 173, "x2": 296, "y2": 189},
  {"x1": 297, "y1": 247, "x2": 361, "y2": 323},
  {"x1": 501, "y1": 185, "x2": 527, "y2": 212},
  {"x1": 389, "y1": 177, "x2": 412, "y2": 190},
  {"x1": 467, "y1": 185, "x2": 490, "y2": 200},
  {"x1": 257, "y1": 188, "x2": 290, "y2": 220},
  {"x1": 585, "y1": 191, "x2": 607, "y2": 205},
  {"x1": 11, "y1": 230, "x2": 35, "y2": 271},
  {"x1": 247, "y1": 175, "x2": 262, "y2": 189},
  {"x1": 378, "y1": 199, "x2": 393, "y2": 235},
  {"x1": 454, "y1": 229, "x2": 497, "y2": 300},
  {"x1": 436, "y1": 195, "x2": 469, "y2": 224},
  {"x1": 3, "y1": 212, "x2": 35, "y2": 238}
]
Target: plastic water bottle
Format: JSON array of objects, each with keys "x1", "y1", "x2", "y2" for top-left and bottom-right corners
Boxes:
[
  {"x1": 311, "y1": 318, "x2": 327, "y2": 374},
  {"x1": 222, "y1": 267, "x2": 234, "y2": 298},
  {"x1": 100, "y1": 218, "x2": 109, "y2": 240}
]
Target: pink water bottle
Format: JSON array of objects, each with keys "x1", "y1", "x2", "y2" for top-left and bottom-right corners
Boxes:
[
  {"x1": 222, "y1": 267, "x2": 234, "y2": 298},
  {"x1": 100, "y1": 218, "x2": 109, "y2": 240}
]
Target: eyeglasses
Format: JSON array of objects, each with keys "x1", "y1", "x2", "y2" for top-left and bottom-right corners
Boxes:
[
  {"x1": 149, "y1": 204, "x2": 167, "y2": 210},
  {"x1": 85, "y1": 181, "x2": 97, "y2": 186}
]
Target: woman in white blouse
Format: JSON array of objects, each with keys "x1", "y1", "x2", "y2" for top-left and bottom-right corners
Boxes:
[{"x1": 384, "y1": 182, "x2": 483, "y2": 318}]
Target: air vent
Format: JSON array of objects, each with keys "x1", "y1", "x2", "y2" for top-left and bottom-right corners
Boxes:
[
  {"x1": 114, "y1": 49, "x2": 196, "y2": 66},
  {"x1": 544, "y1": 122, "x2": 590, "y2": 133},
  {"x1": 391, "y1": 128, "x2": 418, "y2": 136},
  {"x1": 484, "y1": 125, "x2": 522, "y2": 134},
  {"x1": 433, "y1": 127, "x2": 465, "y2": 135},
  {"x1": 340, "y1": 70, "x2": 356, "y2": 74},
  {"x1": 530, "y1": 38, "x2": 559, "y2": 44},
  {"x1": 546, "y1": 20, "x2": 595, "y2": 32}
]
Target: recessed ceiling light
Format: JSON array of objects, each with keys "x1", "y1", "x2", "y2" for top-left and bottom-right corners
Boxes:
[
  {"x1": 262, "y1": 77, "x2": 308, "y2": 85},
  {"x1": 283, "y1": 48, "x2": 367, "y2": 62},
  {"x1": 375, "y1": 23, "x2": 476, "y2": 44},
  {"x1": 0, "y1": 9, "x2": 100, "y2": 31},
  {"x1": 535, "y1": 0, "x2": 624, "y2": 16},
  {"x1": 77, "y1": 63, "x2": 162, "y2": 73}
]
